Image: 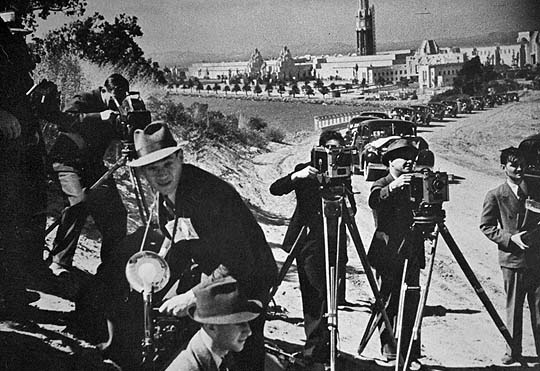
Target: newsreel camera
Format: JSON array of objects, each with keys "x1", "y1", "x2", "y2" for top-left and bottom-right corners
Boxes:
[
  {"x1": 407, "y1": 169, "x2": 450, "y2": 223},
  {"x1": 113, "y1": 92, "x2": 152, "y2": 143},
  {"x1": 311, "y1": 145, "x2": 357, "y2": 186}
]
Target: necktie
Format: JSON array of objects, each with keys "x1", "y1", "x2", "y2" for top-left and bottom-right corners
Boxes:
[{"x1": 517, "y1": 187, "x2": 526, "y2": 202}]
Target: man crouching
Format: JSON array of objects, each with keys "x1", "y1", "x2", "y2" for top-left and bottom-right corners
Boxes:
[{"x1": 128, "y1": 121, "x2": 277, "y2": 371}]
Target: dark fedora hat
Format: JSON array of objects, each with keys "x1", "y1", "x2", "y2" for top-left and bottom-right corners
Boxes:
[
  {"x1": 382, "y1": 138, "x2": 418, "y2": 166},
  {"x1": 128, "y1": 121, "x2": 185, "y2": 167},
  {"x1": 188, "y1": 276, "x2": 262, "y2": 325}
]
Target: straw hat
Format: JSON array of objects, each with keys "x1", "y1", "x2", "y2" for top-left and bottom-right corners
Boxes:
[{"x1": 128, "y1": 121, "x2": 184, "y2": 167}]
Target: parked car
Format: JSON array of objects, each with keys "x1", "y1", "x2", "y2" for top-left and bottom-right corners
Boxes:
[
  {"x1": 507, "y1": 91, "x2": 520, "y2": 102},
  {"x1": 456, "y1": 97, "x2": 473, "y2": 113},
  {"x1": 410, "y1": 104, "x2": 433, "y2": 126},
  {"x1": 443, "y1": 100, "x2": 458, "y2": 118},
  {"x1": 350, "y1": 119, "x2": 432, "y2": 181},
  {"x1": 343, "y1": 115, "x2": 381, "y2": 144},
  {"x1": 427, "y1": 102, "x2": 446, "y2": 121},
  {"x1": 485, "y1": 95, "x2": 496, "y2": 108},
  {"x1": 390, "y1": 106, "x2": 417, "y2": 123},
  {"x1": 358, "y1": 111, "x2": 392, "y2": 119},
  {"x1": 471, "y1": 96, "x2": 485, "y2": 110}
]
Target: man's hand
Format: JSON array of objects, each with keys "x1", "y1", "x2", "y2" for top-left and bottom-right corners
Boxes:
[
  {"x1": 100, "y1": 109, "x2": 118, "y2": 121},
  {"x1": 158, "y1": 290, "x2": 196, "y2": 317},
  {"x1": 0, "y1": 109, "x2": 22, "y2": 140},
  {"x1": 389, "y1": 173, "x2": 414, "y2": 193},
  {"x1": 511, "y1": 231, "x2": 529, "y2": 250},
  {"x1": 291, "y1": 166, "x2": 319, "y2": 181}
]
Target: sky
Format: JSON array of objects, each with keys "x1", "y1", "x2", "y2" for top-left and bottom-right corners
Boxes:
[{"x1": 37, "y1": 0, "x2": 540, "y2": 63}]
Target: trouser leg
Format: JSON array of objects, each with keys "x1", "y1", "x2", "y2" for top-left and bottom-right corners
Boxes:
[
  {"x1": 526, "y1": 268, "x2": 540, "y2": 358},
  {"x1": 50, "y1": 164, "x2": 88, "y2": 267},
  {"x1": 502, "y1": 267, "x2": 525, "y2": 356},
  {"x1": 86, "y1": 177, "x2": 127, "y2": 265},
  {"x1": 298, "y1": 240, "x2": 329, "y2": 360}
]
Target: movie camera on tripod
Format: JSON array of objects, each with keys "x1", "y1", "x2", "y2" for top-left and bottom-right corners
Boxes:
[
  {"x1": 407, "y1": 169, "x2": 450, "y2": 222},
  {"x1": 112, "y1": 92, "x2": 152, "y2": 143},
  {"x1": 311, "y1": 145, "x2": 357, "y2": 180}
]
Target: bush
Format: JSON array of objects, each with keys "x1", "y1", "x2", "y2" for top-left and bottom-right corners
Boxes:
[
  {"x1": 246, "y1": 117, "x2": 268, "y2": 131},
  {"x1": 238, "y1": 128, "x2": 268, "y2": 148},
  {"x1": 265, "y1": 126, "x2": 286, "y2": 143}
]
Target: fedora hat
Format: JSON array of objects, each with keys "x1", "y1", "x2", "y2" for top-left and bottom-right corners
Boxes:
[
  {"x1": 382, "y1": 138, "x2": 418, "y2": 166},
  {"x1": 128, "y1": 121, "x2": 184, "y2": 167},
  {"x1": 188, "y1": 276, "x2": 262, "y2": 325}
]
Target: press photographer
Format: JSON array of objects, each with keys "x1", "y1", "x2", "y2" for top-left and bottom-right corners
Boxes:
[
  {"x1": 269, "y1": 130, "x2": 356, "y2": 366},
  {"x1": 367, "y1": 138, "x2": 425, "y2": 366},
  {"x1": 47, "y1": 73, "x2": 131, "y2": 275}
]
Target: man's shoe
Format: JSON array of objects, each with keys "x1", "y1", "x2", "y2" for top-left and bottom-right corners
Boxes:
[
  {"x1": 501, "y1": 354, "x2": 521, "y2": 365},
  {"x1": 49, "y1": 262, "x2": 70, "y2": 276}
]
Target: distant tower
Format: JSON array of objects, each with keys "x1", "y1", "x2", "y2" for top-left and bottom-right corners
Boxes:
[{"x1": 356, "y1": 0, "x2": 375, "y2": 55}]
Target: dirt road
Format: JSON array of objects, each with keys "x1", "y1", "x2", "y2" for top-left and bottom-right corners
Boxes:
[{"x1": 252, "y1": 95, "x2": 540, "y2": 369}]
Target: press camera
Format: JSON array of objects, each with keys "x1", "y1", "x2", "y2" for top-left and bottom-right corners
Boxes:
[
  {"x1": 311, "y1": 145, "x2": 357, "y2": 179},
  {"x1": 115, "y1": 92, "x2": 152, "y2": 143}
]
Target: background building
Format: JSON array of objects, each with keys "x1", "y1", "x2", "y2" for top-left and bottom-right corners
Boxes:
[{"x1": 356, "y1": 0, "x2": 375, "y2": 56}]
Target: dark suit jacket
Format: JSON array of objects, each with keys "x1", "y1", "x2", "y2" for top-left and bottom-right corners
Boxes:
[
  {"x1": 51, "y1": 88, "x2": 118, "y2": 164},
  {"x1": 368, "y1": 173, "x2": 423, "y2": 273},
  {"x1": 480, "y1": 181, "x2": 540, "y2": 269},
  {"x1": 166, "y1": 329, "x2": 219, "y2": 371},
  {"x1": 159, "y1": 164, "x2": 277, "y2": 302},
  {"x1": 269, "y1": 162, "x2": 356, "y2": 252}
]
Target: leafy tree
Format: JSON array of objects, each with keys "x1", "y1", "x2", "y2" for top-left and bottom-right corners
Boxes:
[
  {"x1": 5, "y1": 0, "x2": 86, "y2": 31},
  {"x1": 454, "y1": 56, "x2": 485, "y2": 95},
  {"x1": 223, "y1": 85, "x2": 231, "y2": 95},
  {"x1": 253, "y1": 84, "x2": 262, "y2": 96},
  {"x1": 205, "y1": 85, "x2": 212, "y2": 93},
  {"x1": 213, "y1": 83, "x2": 221, "y2": 93},
  {"x1": 304, "y1": 85, "x2": 314, "y2": 98},
  {"x1": 277, "y1": 84, "x2": 286, "y2": 97},
  {"x1": 242, "y1": 83, "x2": 251, "y2": 95},
  {"x1": 314, "y1": 78, "x2": 324, "y2": 89},
  {"x1": 196, "y1": 81, "x2": 203, "y2": 93},
  {"x1": 319, "y1": 86, "x2": 329, "y2": 98},
  {"x1": 34, "y1": 12, "x2": 166, "y2": 83},
  {"x1": 377, "y1": 76, "x2": 386, "y2": 87},
  {"x1": 265, "y1": 83, "x2": 273, "y2": 96},
  {"x1": 344, "y1": 83, "x2": 352, "y2": 92},
  {"x1": 232, "y1": 83, "x2": 241, "y2": 94},
  {"x1": 289, "y1": 84, "x2": 300, "y2": 97},
  {"x1": 329, "y1": 82, "x2": 336, "y2": 91},
  {"x1": 361, "y1": 78, "x2": 367, "y2": 92}
]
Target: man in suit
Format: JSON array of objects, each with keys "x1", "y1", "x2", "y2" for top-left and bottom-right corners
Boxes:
[
  {"x1": 48, "y1": 73, "x2": 129, "y2": 275},
  {"x1": 367, "y1": 138, "x2": 424, "y2": 364},
  {"x1": 269, "y1": 130, "x2": 356, "y2": 364},
  {"x1": 166, "y1": 275, "x2": 262, "y2": 371},
  {"x1": 480, "y1": 146, "x2": 540, "y2": 365},
  {"x1": 128, "y1": 121, "x2": 277, "y2": 371}
]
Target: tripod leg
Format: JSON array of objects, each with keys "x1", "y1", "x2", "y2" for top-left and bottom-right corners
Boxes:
[
  {"x1": 267, "y1": 226, "x2": 307, "y2": 304},
  {"x1": 438, "y1": 222, "x2": 520, "y2": 358},
  {"x1": 342, "y1": 210, "x2": 401, "y2": 363},
  {"x1": 130, "y1": 167, "x2": 149, "y2": 225},
  {"x1": 357, "y1": 296, "x2": 389, "y2": 355},
  {"x1": 45, "y1": 156, "x2": 128, "y2": 238},
  {"x1": 395, "y1": 259, "x2": 409, "y2": 371},
  {"x1": 403, "y1": 225, "x2": 440, "y2": 371}
]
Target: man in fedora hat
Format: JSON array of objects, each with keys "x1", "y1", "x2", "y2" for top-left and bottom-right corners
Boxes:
[
  {"x1": 129, "y1": 121, "x2": 277, "y2": 371},
  {"x1": 367, "y1": 138, "x2": 424, "y2": 365},
  {"x1": 166, "y1": 275, "x2": 262, "y2": 371}
]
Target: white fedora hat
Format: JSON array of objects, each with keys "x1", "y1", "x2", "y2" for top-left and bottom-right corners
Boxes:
[{"x1": 128, "y1": 121, "x2": 185, "y2": 167}]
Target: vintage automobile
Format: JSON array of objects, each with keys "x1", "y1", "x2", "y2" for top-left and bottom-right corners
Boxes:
[
  {"x1": 350, "y1": 119, "x2": 433, "y2": 181},
  {"x1": 471, "y1": 96, "x2": 485, "y2": 110},
  {"x1": 427, "y1": 102, "x2": 446, "y2": 121},
  {"x1": 443, "y1": 100, "x2": 459, "y2": 118},
  {"x1": 390, "y1": 106, "x2": 418, "y2": 123},
  {"x1": 485, "y1": 95, "x2": 496, "y2": 108},
  {"x1": 507, "y1": 91, "x2": 520, "y2": 102},
  {"x1": 358, "y1": 111, "x2": 392, "y2": 119},
  {"x1": 456, "y1": 97, "x2": 473, "y2": 113},
  {"x1": 343, "y1": 115, "x2": 380, "y2": 145},
  {"x1": 519, "y1": 134, "x2": 540, "y2": 190},
  {"x1": 410, "y1": 104, "x2": 433, "y2": 126}
]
